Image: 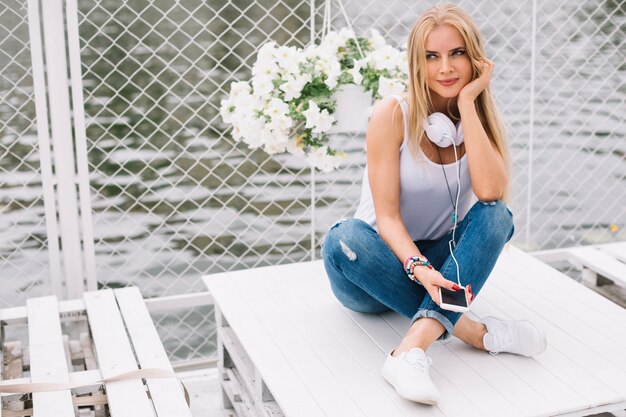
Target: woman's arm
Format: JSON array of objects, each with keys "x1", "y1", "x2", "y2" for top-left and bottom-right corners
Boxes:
[
  {"x1": 367, "y1": 98, "x2": 423, "y2": 262},
  {"x1": 367, "y1": 98, "x2": 460, "y2": 302},
  {"x1": 458, "y1": 58, "x2": 508, "y2": 201}
]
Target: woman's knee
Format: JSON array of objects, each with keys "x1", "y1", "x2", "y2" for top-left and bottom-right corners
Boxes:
[
  {"x1": 472, "y1": 199, "x2": 515, "y2": 242},
  {"x1": 322, "y1": 218, "x2": 373, "y2": 262}
]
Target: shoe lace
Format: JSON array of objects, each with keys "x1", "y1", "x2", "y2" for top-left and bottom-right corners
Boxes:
[
  {"x1": 488, "y1": 326, "x2": 513, "y2": 356},
  {"x1": 405, "y1": 353, "x2": 432, "y2": 371}
]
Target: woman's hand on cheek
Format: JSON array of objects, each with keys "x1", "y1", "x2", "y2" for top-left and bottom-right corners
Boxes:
[{"x1": 459, "y1": 58, "x2": 494, "y2": 103}]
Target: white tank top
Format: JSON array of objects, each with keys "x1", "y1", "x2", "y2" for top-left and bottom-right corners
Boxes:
[{"x1": 353, "y1": 95, "x2": 476, "y2": 241}]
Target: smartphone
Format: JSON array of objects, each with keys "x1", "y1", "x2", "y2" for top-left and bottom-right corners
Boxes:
[{"x1": 439, "y1": 286, "x2": 469, "y2": 313}]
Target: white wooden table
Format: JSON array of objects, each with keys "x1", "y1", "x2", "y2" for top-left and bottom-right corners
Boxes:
[
  {"x1": 204, "y1": 246, "x2": 626, "y2": 417},
  {"x1": 0, "y1": 287, "x2": 192, "y2": 417}
]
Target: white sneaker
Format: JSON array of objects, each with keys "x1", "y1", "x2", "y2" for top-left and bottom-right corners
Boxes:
[
  {"x1": 381, "y1": 347, "x2": 439, "y2": 405},
  {"x1": 482, "y1": 316, "x2": 547, "y2": 357}
]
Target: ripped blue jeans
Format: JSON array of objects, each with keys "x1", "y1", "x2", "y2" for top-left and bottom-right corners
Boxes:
[{"x1": 321, "y1": 200, "x2": 514, "y2": 340}]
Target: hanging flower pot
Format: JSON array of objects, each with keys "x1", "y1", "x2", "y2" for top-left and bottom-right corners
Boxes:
[
  {"x1": 219, "y1": 28, "x2": 408, "y2": 172},
  {"x1": 329, "y1": 84, "x2": 371, "y2": 134}
]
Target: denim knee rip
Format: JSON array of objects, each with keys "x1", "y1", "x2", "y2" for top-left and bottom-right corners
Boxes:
[
  {"x1": 411, "y1": 309, "x2": 455, "y2": 341},
  {"x1": 479, "y1": 200, "x2": 497, "y2": 206}
]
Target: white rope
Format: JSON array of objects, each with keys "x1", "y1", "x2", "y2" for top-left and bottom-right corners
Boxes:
[
  {"x1": 321, "y1": 0, "x2": 364, "y2": 59},
  {"x1": 336, "y1": 0, "x2": 364, "y2": 59}
]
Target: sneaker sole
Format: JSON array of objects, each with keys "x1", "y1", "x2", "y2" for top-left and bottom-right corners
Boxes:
[{"x1": 381, "y1": 367, "x2": 439, "y2": 405}]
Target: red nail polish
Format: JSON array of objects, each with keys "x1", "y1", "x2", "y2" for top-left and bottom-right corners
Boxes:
[
  {"x1": 467, "y1": 284, "x2": 472, "y2": 293},
  {"x1": 471, "y1": 294, "x2": 475, "y2": 301},
  {"x1": 452, "y1": 284, "x2": 461, "y2": 291}
]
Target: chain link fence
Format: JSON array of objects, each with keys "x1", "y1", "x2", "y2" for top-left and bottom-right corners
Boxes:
[{"x1": 0, "y1": 0, "x2": 624, "y2": 362}]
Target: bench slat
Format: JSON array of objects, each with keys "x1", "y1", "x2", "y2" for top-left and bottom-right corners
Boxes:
[
  {"x1": 308, "y1": 261, "x2": 523, "y2": 417},
  {"x1": 26, "y1": 296, "x2": 74, "y2": 417},
  {"x1": 113, "y1": 287, "x2": 192, "y2": 417},
  {"x1": 208, "y1": 273, "x2": 325, "y2": 417},
  {"x1": 83, "y1": 290, "x2": 154, "y2": 417},
  {"x1": 568, "y1": 246, "x2": 626, "y2": 287},
  {"x1": 599, "y1": 242, "x2": 626, "y2": 263}
]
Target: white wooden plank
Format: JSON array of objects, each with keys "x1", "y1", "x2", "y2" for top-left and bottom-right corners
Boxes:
[
  {"x1": 113, "y1": 287, "x2": 192, "y2": 417},
  {"x1": 229, "y1": 271, "x2": 367, "y2": 417},
  {"x1": 204, "y1": 273, "x2": 326, "y2": 417},
  {"x1": 599, "y1": 242, "x2": 626, "y2": 263},
  {"x1": 491, "y1": 260, "x2": 626, "y2": 371},
  {"x1": 308, "y1": 261, "x2": 523, "y2": 417},
  {"x1": 83, "y1": 290, "x2": 154, "y2": 417},
  {"x1": 508, "y1": 246, "x2": 626, "y2": 330},
  {"x1": 567, "y1": 246, "x2": 626, "y2": 287},
  {"x1": 26, "y1": 296, "x2": 74, "y2": 417},
  {"x1": 258, "y1": 263, "x2": 409, "y2": 417},
  {"x1": 0, "y1": 298, "x2": 85, "y2": 326}
]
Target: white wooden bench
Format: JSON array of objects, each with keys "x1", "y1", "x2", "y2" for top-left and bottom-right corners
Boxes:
[
  {"x1": 534, "y1": 242, "x2": 626, "y2": 288},
  {"x1": 0, "y1": 287, "x2": 192, "y2": 417},
  {"x1": 204, "y1": 246, "x2": 626, "y2": 417}
]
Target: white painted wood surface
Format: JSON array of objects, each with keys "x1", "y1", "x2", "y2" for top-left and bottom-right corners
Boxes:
[
  {"x1": 26, "y1": 296, "x2": 75, "y2": 417},
  {"x1": 114, "y1": 287, "x2": 193, "y2": 417},
  {"x1": 600, "y1": 242, "x2": 626, "y2": 263},
  {"x1": 83, "y1": 290, "x2": 155, "y2": 417},
  {"x1": 2, "y1": 289, "x2": 191, "y2": 417},
  {"x1": 568, "y1": 246, "x2": 626, "y2": 287},
  {"x1": 204, "y1": 245, "x2": 626, "y2": 417}
]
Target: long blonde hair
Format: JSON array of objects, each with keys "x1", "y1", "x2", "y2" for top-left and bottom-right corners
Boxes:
[{"x1": 404, "y1": 4, "x2": 510, "y2": 201}]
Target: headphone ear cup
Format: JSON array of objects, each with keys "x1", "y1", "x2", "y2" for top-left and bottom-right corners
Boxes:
[
  {"x1": 454, "y1": 121, "x2": 464, "y2": 146},
  {"x1": 424, "y1": 112, "x2": 456, "y2": 147}
]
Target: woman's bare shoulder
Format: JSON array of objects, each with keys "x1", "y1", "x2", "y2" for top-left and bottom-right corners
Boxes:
[{"x1": 367, "y1": 96, "x2": 405, "y2": 146}]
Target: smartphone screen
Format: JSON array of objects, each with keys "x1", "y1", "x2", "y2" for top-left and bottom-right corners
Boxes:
[{"x1": 441, "y1": 287, "x2": 468, "y2": 307}]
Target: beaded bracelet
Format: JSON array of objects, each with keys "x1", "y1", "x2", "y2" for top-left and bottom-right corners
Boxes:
[{"x1": 403, "y1": 255, "x2": 433, "y2": 284}]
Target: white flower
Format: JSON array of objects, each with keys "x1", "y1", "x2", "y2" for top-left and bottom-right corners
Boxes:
[
  {"x1": 378, "y1": 76, "x2": 406, "y2": 97},
  {"x1": 261, "y1": 127, "x2": 289, "y2": 154},
  {"x1": 287, "y1": 137, "x2": 305, "y2": 156},
  {"x1": 337, "y1": 28, "x2": 356, "y2": 44},
  {"x1": 303, "y1": 101, "x2": 334, "y2": 134},
  {"x1": 370, "y1": 45, "x2": 402, "y2": 71},
  {"x1": 370, "y1": 29, "x2": 386, "y2": 49},
  {"x1": 220, "y1": 98, "x2": 236, "y2": 124},
  {"x1": 252, "y1": 74, "x2": 275, "y2": 98},
  {"x1": 229, "y1": 81, "x2": 251, "y2": 99},
  {"x1": 239, "y1": 117, "x2": 265, "y2": 149},
  {"x1": 349, "y1": 59, "x2": 364, "y2": 84},
  {"x1": 275, "y1": 46, "x2": 302, "y2": 75},
  {"x1": 319, "y1": 58, "x2": 341, "y2": 89},
  {"x1": 279, "y1": 74, "x2": 311, "y2": 101},
  {"x1": 309, "y1": 146, "x2": 344, "y2": 173}
]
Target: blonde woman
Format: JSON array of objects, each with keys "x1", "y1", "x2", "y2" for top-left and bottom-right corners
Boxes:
[{"x1": 322, "y1": 4, "x2": 546, "y2": 405}]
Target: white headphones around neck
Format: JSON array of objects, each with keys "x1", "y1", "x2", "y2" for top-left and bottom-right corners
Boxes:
[{"x1": 423, "y1": 112, "x2": 464, "y2": 148}]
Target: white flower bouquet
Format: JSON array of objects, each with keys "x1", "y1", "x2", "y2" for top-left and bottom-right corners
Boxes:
[{"x1": 219, "y1": 28, "x2": 408, "y2": 172}]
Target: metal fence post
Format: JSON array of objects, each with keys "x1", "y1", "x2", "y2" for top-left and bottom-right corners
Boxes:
[{"x1": 26, "y1": 0, "x2": 64, "y2": 298}]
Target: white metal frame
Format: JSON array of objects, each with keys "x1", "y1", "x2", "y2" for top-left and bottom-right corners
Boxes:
[{"x1": 26, "y1": 0, "x2": 98, "y2": 299}]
